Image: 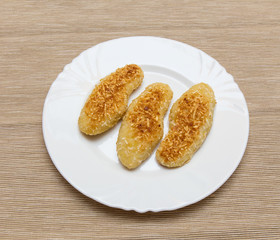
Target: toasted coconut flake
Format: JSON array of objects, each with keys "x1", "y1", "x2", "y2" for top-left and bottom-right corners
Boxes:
[
  {"x1": 80, "y1": 64, "x2": 143, "y2": 134},
  {"x1": 159, "y1": 91, "x2": 210, "y2": 162}
]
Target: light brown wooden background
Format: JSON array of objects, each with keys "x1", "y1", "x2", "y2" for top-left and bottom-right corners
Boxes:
[{"x1": 1, "y1": 1, "x2": 279, "y2": 239}]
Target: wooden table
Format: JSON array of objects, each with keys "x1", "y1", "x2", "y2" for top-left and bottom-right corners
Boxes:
[{"x1": 1, "y1": 1, "x2": 279, "y2": 239}]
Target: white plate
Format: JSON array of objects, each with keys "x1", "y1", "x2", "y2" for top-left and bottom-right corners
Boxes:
[{"x1": 43, "y1": 36, "x2": 249, "y2": 213}]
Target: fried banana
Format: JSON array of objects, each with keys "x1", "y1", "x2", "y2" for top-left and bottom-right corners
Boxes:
[
  {"x1": 117, "y1": 83, "x2": 173, "y2": 169},
  {"x1": 156, "y1": 83, "x2": 216, "y2": 168},
  {"x1": 78, "y1": 64, "x2": 144, "y2": 135}
]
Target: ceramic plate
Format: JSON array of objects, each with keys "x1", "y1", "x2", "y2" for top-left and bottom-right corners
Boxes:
[{"x1": 43, "y1": 36, "x2": 249, "y2": 213}]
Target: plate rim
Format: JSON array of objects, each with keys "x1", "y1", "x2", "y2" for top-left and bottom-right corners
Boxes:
[{"x1": 42, "y1": 36, "x2": 250, "y2": 213}]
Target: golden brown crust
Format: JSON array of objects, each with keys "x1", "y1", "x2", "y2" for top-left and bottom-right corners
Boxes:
[
  {"x1": 156, "y1": 83, "x2": 216, "y2": 168},
  {"x1": 78, "y1": 64, "x2": 144, "y2": 135},
  {"x1": 117, "y1": 83, "x2": 173, "y2": 169}
]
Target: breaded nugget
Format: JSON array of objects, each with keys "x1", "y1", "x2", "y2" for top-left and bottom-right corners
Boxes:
[
  {"x1": 78, "y1": 64, "x2": 144, "y2": 135},
  {"x1": 117, "y1": 83, "x2": 173, "y2": 169},
  {"x1": 156, "y1": 83, "x2": 216, "y2": 168}
]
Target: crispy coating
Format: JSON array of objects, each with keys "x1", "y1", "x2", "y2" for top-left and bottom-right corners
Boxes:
[
  {"x1": 156, "y1": 83, "x2": 216, "y2": 168},
  {"x1": 78, "y1": 64, "x2": 144, "y2": 135},
  {"x1": 117, "y1": 83, "x2": 173, "y2": 169}
]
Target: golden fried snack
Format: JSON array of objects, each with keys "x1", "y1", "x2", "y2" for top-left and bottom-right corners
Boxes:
[
  {"x1": 78, "y1": 64, "x2": 144, "y2": 135},
  {"x1": 156, "y1": 83, "x2": 216, "y2": 168},
  {"x1": 117, "y1": 83, "x2": 173, "y2": 169}
]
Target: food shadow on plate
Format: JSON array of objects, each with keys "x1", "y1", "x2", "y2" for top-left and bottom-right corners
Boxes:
[{"x1": 80, "y1": 121, "x2": 121, "y2": 142}]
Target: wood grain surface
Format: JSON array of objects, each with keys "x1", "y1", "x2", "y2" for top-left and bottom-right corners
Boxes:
[{"x1": 1, "y1": 0, "x2": 279, "y2": 239}]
